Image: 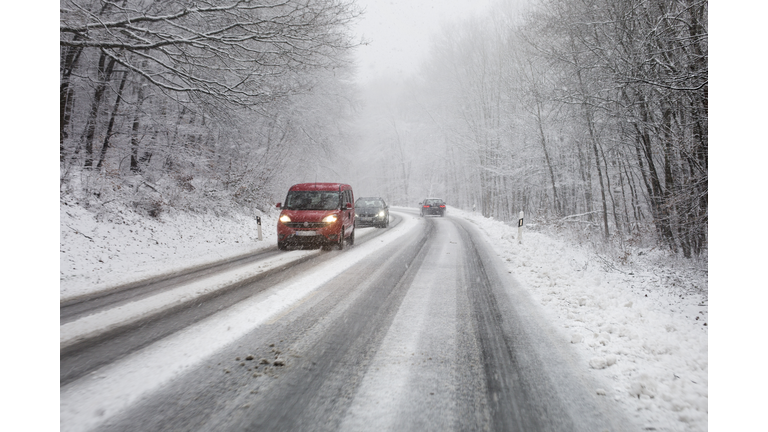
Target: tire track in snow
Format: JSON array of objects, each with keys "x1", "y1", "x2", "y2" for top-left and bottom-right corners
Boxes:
[{"x1": 60, "y1": 212, "x2": 421, "y2": 432}]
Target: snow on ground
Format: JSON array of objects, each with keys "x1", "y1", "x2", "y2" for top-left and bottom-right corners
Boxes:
[
  {"x1": 59, "y1": 203, "x2": 708, "y2": 431},
  {"x1": 60, "y1": 248, "x2": 319, "y2": 348},
  {"x1": 451, "y1": 207, "x2": 708, "y2": 432},
  {"x1": 60, "y1": 199, "x2": 277, "y2": 302},
  {"x1": 61, "y1": 213, "x2": 423, "y2": 432}
]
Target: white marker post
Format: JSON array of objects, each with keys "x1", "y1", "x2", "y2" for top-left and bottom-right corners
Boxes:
[
  {"x1": 517, "y1": 211, "x2": 524, "y2": 244},
  {"x1": 256, "y1": 215, "x2": 263, "y2": 241}
]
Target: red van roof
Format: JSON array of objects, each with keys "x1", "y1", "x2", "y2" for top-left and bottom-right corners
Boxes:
[{"x1": 288, "y1": 183, "x2": 350, "y2": 192}]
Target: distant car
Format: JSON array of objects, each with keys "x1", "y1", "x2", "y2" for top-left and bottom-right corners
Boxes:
[
  {"x1": 420, "y1": 198, "x2": 446, "y2": 217},
  {"x1": 355, "y1": 197, "x2": 389, "y2": 228},
  {"x1": 276, "y1": 183, "x2": 355, "y2": 250}
]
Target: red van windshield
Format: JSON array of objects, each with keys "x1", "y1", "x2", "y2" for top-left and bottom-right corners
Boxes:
[{"x1": 284, "y1": 191, "x2": 340, "y2": 210}]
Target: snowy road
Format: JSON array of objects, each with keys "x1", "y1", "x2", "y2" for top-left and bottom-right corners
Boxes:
[{"x1": 60, "y1": 210, "x2": 632, "y2": 432}]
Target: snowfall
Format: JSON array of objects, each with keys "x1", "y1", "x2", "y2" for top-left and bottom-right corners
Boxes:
[{"x1": 53, "y1": 199, "x2": 714, "y2": 431}]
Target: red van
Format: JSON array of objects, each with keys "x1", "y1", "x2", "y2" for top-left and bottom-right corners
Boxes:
[{"x1": 276, "y1": 183, "x2": 355, "y2": 250}]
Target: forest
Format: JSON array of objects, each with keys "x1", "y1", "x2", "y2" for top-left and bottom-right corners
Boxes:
[{"x1": 60, "y1": 0, "x2": 707, "y2": 258}]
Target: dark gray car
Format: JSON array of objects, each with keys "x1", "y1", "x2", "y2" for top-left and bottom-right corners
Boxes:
[
  {"x1": 420, "y1": 198, "x2": 446, "y2": 217},
  {"x1": 355, "y1": 197, "x2": 390, "y2": 228}
]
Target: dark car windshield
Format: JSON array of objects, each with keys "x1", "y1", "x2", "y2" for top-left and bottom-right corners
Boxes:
[
  {"x1": 356, "y1": 198, "x2": 384, "y2": 208},
  {"x1": 284, "y1": 191, "x2": 340, "y2": 210}
]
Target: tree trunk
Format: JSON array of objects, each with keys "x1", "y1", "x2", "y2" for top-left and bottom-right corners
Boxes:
[
  {"x1": 60, "y1": 40, "x2": 83, "y2": 161},
  {"x1": 535, "y1": 101, "x2": 561, "y2": 217},
  {"x1": 573, "y1": 59, "x2": 610, "y2": 239},
  {"x1": 130, "y1": 82, "x2": 146, "y2": 173},
  {"x1": 599, "y1": 141, "x2": 622, "y2": 235},
  {"x1": 617, "y1": 158, "x2": 632, "y2": 233},
  {"x1": 97, "y1": 71, "x2": 128, "y2": 170},
  {"x1": 589, "y1": 127, "x2": 610, "y2": 240},
  {"x1": 82, "y1": 52, "x2": 116, "y2": 168},
  {"x1": 577, "y1": 140, "x2": 594, "y2": 219},
  {"x1": 661, "y1": 103, "x2": 682, "y2": 254}
]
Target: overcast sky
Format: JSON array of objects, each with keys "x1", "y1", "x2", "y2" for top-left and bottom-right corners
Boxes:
[{"x1": 351, "y1": 0, "x2": 496, "y2": 83}]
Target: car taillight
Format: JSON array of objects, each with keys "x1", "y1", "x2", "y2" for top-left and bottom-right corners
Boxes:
[
  {"x1": 439, "y1": 205, "x2": 445, "y2": 208},
  {"x1": 423, "y1": 205, "x2": 430, "y2": 208}
]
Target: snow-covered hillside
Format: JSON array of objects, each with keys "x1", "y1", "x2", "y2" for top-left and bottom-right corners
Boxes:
[{"x1": 60, "y1": 198, "x2": 278, "y2": 301}]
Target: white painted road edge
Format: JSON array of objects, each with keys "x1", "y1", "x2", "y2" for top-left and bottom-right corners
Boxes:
[{"x1": 60, "y1": 211, "x2": 421, "y2": 432}]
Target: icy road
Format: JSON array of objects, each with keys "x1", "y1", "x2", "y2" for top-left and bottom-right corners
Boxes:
[{"x1": 60, "y1": 209, "x2": 632, "y2": 432}]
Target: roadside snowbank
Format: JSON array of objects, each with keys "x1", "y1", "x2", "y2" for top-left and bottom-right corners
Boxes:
[
  {"x1": 60, "y1": 199, "x2": 275, "y2": 302},
  {"x1": 452, "y1": 207, "x2": 708, "y2": 432}
]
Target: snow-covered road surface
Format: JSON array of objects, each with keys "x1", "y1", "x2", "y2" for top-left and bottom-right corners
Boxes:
[
  {"x1": 60, "y1": 250, "x2": 316, "y2": 350},
  {"x1": 61, "y1": 213, "x2": 418, "y2": 430},
  {"x1": 60, "y1": 210, "x2": 633, "y2": 432}
]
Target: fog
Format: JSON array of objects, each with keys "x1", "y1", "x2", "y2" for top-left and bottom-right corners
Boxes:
[{"x1": 344, "y1": 0, "x2": 707, "y2": 259}]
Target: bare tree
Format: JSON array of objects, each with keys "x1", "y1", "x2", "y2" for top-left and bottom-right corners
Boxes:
[
  {"x1": 60, "y1": 0, "x2": 359, "y2": 109},
  {"x1": 355, "y1": 0, "x2": 706, "y2": 256},
  {"x1": 61, "y1": 0, "x2": 362, "y2": 216}
]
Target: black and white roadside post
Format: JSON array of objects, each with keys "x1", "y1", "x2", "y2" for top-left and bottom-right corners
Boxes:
[
  {"x1": 517, "y1": 211, "x2": 524, "y2": 244},
  {"x1": 256, "y1": 215, "x2": 263, "y2": 241}
]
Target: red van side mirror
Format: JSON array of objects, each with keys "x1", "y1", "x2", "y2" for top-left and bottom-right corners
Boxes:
[{"x1": 276, "y1": 203, "x2": 282, "y2": 208}]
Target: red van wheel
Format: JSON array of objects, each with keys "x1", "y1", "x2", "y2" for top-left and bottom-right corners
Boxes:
[{"x1": 337, "y1": 228, "x2": 345, "y2": 250}]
